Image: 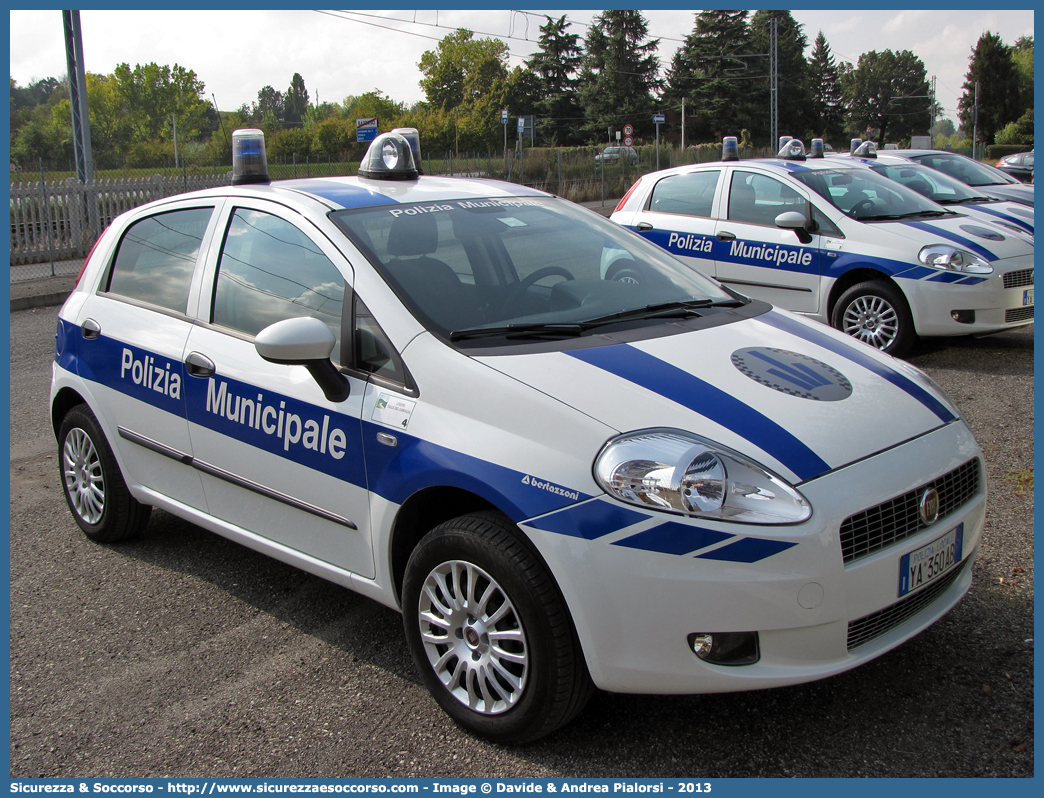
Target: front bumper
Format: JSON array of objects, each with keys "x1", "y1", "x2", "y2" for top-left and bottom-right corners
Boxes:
[
  {"x1": 524, "y1": 420, "x2": 983, "y2": 694},
  {"x1": 902, "y1": 256, "x2": 1033, "y2": 337}
]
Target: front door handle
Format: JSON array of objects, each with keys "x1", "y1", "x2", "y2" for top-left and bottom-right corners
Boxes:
[
  {"x1": 636, "y1": 222, "x2": 653, "y2": 232},
  {"x1": 716, "y1": 231, "x2": 737, "y2": 241},
  {"x1": 184, "y1": 352, "x2": 216, "y2": 378}
]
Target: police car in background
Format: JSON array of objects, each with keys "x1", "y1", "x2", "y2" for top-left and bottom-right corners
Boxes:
[
  {"x1": 53, "y1": 129, "x2": 985, "y2": 743},
  {"x1": 895, "y1": 149, "x2": 1034, "y2": 207},
  {"x1": 842, "y1": 143, "x2": 1033, "y2": 239},
  {"x1": 611, "y1": 138, "x2": 1034, "y2": 356}
]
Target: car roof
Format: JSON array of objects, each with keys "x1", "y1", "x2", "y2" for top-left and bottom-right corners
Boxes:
[
  {"x1": 646, "y1": 156, "x2": 870, "y2": 180},
  {"x1": 132, "y1": 175, "x2": 552, "y2": 216}
]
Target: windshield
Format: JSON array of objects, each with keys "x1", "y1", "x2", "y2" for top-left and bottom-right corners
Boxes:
[
  {"x1": 907, "y1": 152, "x2": 1019, "y2": 187},
  {"x1": 791, "y1": 167, "x2": 945, "y2": 220},
  {"x1": 869, "y1": 163, "x2": 990, "y2": 204},
  {"x1": 330, "y1": 196, "x2": 737, "y2": 340}
]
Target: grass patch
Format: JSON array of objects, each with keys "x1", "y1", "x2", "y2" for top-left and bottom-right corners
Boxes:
[{"x1": 1003, "y1": 468, "x2": 1034, "y2": 496}]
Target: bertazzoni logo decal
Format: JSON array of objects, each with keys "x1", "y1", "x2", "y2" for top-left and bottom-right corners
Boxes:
[{"x1": 731, "y1": 347, "x2": 853, "y2": 401}]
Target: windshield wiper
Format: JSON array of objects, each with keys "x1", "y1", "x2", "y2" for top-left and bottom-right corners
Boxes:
[
  {"x1": 580, "y1": 298, "x2": 744, "y2": 328},
  {"x1": 449, "y1": 323, "x2": 585, "y2": 342},
  {"x1": 936, "y1": 196, "x2": 992, "y2": 205},
  {"x1": 859, "y1": 210, "x2": 954, "y2": 221}
]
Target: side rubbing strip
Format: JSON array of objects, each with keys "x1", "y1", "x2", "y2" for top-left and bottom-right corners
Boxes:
[
  {"x1": 567, "y1": 345, "x2": 831, "y2": 481},
  {"x1": 118, "y1": 426, "x2": 357, "y2": 529},
  {"x1": 758, "y1": 312, "x2": 957, "y2": 424},
  {"x1": 118, "y1": 427, "x2": 193, "y2": 464}
]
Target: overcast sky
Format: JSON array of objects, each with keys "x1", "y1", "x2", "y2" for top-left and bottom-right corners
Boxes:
[{"x1": 8, "y1": 8, "x2": 1035, "y2": 127}]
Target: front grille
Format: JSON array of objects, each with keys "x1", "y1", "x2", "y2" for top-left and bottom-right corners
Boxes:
[
  {"x1": 847, "y1": 557, "x2": 969, "y2": 650},
  {"x1": 1003, "y1": 269, "x2": 1034, "y2": 289},
  {"x1": 1006, "y1": 305, "x2": 1034, "y2": 323},
  {"x1": 839, "y1": 459, "x2": 980, "y2": 565}
]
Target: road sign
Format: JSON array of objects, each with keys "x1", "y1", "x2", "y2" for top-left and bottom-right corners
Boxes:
[
  {"x1": 623, "y1": 124, "x2": 634, "y2": 136},
  {"x1": 653, "y1": 114, "x2": 665, "y2": 124},
  {"x1": 623, "y1": 136, "x2": 634, "y2": 147},
  {"x1": 502, "y1": 109, "x2": 508, "y2": 125},
  {"x1": 356, "y1": 118, "x2": 378, "y2": 143}
]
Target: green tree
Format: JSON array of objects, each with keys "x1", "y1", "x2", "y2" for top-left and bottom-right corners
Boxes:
[
  {"x1": 284, "y1": 72, "x2": 309, "y2": 128},
  {"x1": 111, "y1": 62, "x2": 209, "y2": 143},
  {"x1": 957, "y1": 32, "x2": 1021, "y2": 147},
  {"x1": 526, "y1": 15, "x2": 584, "y2": 144},
  {"x1": 994, "y1": 107, "x2": 1033, "y2": 146},
  {"x1": 253, "y1": 85, "x2": 284, "y2": 127},
  {"x1": 342, "y1": 89, "x2": 408, "y2": 126},
  {"x1": 807, "y1": 31, "x2": 845, "y2": 145},
  {"x1": 577, "y1": 11, "x2": 661, "y2": 141},
  {"x1": 1011, "y1": 35, "x2": 1033, "y2": 112},
  {"x1": 845, "y1": 50, "x2": 930, "y2": 144},
  {"x1": 662, "y1": 11, "x2": 753, "y2": 145},
  {"x1": 418, "y1": 29, "x2": 509, "y2": 112},
  {"x1": 748, "y1": 10, "x2": 811, "y2": 145}
]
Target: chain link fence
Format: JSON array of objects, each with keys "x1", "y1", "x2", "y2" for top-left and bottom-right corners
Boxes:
[{"x1": 10, "y1": 144, "x2": 770, "y2": 282}]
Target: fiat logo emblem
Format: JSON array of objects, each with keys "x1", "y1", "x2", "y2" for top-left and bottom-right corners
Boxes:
[{"x1": 919, "y1": 488, "x2": 940, "y2": 525}]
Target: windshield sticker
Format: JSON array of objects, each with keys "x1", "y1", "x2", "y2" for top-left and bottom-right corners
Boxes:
[
  {"x1": 497, "y1": 217, "x2": 527, "y2": 228},
  {"x1": 732, "y1": 347, "x2": 852, "y2": 402},
  {"x1": 372, "y1": 393, "x2": 416, "y2": 430}
]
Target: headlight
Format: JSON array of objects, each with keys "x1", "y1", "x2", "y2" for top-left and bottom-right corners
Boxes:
[
  {"x1": 594, "y1": 429, "x2": 811, "y2": 525},
  {"x1": 918, "y1": 244, "x2": 993, "y2": 274}
]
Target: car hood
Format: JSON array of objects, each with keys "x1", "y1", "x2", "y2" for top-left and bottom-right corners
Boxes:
[
  {"x1": 475, "y1": 309, "x2": 960, "y2": 486},
  {"x1": 981, "y1": 183, "x2": 1034, "y2": 207},
  {"x1": 879, "y1": 210, "x2": 1035, "y2": 261}
]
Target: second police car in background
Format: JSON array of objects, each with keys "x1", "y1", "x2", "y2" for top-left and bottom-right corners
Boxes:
[
  {"x1": 841, "y1": 143, "x2": 1033, "y2": 239},
  {"x1": 895, "y1": 149, "x2": 1034, "y2": 207},
  {"x1": 611, "y1": 138, "x2": 1034, "y2": 356},
  {"x1": 52, "y1": 129, "x2": 986, "y2": 743}
]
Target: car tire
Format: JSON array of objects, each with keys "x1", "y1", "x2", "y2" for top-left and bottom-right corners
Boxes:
[
  {"x1": 831, "y1": 280, "x2": 915, "y2": 357},
  {"x1": 58, "y1": 404, "x2": 151, "y2": 543},
  {"x1": 402, "y1": 511, "x2": 593, "y2": 744}
]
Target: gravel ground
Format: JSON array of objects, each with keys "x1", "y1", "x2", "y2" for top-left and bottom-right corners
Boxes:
[{"x1": 9, "y1": 306, "x2": 1033, "y2": 778}]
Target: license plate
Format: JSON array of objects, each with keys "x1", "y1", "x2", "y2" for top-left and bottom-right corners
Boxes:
[
  {"x1": 1023, "y1": 288, "x2": 1033, "y2": 306},
  {"x1": 898, "y1": 523, "x2": 964, "y2": 597}
]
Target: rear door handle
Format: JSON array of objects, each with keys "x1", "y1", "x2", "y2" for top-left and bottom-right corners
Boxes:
[
  {"x1": 716, "y1": 231, "x2": 737, "y2": 241},
  {"x1": 636, "y1": 222, "x2": 653, "y2": 232},
  {"x1": 184, "y1": 352, "x2": 216, "y2": 378}
]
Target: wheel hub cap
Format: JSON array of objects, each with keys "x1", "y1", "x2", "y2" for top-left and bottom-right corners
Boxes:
[
  {"x1": 842, "y1": 295, "x2": 898, "y2": 350},
  {"x1": 417, "y1": 560, "x2": 528, "y2": 715}
]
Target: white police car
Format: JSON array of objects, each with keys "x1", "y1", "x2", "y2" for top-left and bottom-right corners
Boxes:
[
  {"x1": 52, "y1": 129, "x2": 985, "y2": 743},
  {"x1": 611, "y1": 138, "x2": 1034, "y2": 356},
  {"x1": 843, "y1": 143, "x2": 1033, "y2": 240}
]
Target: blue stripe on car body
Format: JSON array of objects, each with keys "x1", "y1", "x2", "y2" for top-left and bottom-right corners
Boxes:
[
  {"x1": 758, "y1": 312, "x2": 957, "y2": 424},
  {"x1": 901, "y1": 221, "x2": 999, "y2": 262},
  {"x1": 566, "y1": 344, "x2": 832, "y2": 482}
]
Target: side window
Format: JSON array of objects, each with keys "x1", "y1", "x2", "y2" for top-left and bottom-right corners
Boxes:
[
  {"x1": 353, "y1": 296, "x2": 410, "y2": 388},
  {"x1": 106, "y1": 207, "x2": 212, "y2": 313},
  {"x1": 728, "y1": 172, "x2": 805, "y2": 226},
  {"x1": 212, "y1": 208, "x2": 346, "y2": 363},
  {"x1": 647, "y1": 171, "x2": 720, "y2": 217},
  {"x1": 810, "y1": 205, "x2": 843, "y2": 239}
]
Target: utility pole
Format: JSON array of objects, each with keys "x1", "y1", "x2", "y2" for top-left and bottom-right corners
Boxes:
[
  {"x1": 681, "y1": 98, "x2": 686, "y2": 150},
  {"x1": 972, "y1": 81, "x2": 980, "y2": 161},
  {"x1": 63, "y1": 10, "x2": 93, "y2": 184},
  {"x1": 769, "y1": 18, "x2": 778, "y2": 152}
]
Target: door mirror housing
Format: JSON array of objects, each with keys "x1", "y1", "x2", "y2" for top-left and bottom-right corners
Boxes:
[
  {"x1": 775, "y1": 211, "x2": 813, "y2": 244},
  {"x1": 255, "y1": 317, "x2": 350, "y2": 402}
]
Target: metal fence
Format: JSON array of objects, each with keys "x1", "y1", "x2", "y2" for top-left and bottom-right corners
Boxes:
[{"x1": 10, "y1": 144, "x2": 771, "y2": 282}]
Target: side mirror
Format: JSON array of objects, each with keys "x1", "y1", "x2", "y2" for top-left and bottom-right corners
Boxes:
[
  {"x1": 255, "y1": 317, "x2": 350, "y2": 402},
  {"x1": 775, "y1": 211, "x2": 813, "y2": 244}
]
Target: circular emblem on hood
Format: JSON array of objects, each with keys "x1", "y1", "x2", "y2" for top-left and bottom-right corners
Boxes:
[
  {"x1": 958, "y1": 224, "x2": 1005, "y2": 241},
  {"x1": 732, "y1": 347, "x2": 852, "y2": 402}
]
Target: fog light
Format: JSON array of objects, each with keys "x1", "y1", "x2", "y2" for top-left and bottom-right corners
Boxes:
[
  {"x1": 687, "y1": 632, "x2": 760, "y2": 665},
  {"x1": 951, "y1": 310, "x2": 976, "y2": 324}
]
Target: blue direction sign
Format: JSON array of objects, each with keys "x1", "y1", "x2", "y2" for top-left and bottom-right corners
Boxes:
[{"x1": 356, "y1": 117, "x2": 378, "y2": 143}]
